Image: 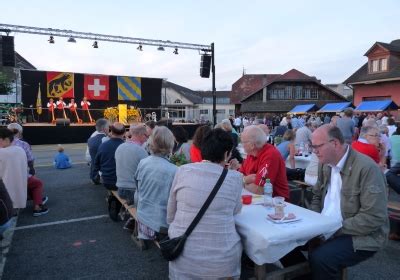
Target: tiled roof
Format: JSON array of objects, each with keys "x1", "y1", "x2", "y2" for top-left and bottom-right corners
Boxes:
[
  {"x1": 344, "y1": 62, "x2": 400, "y2": 84},
  {"x1": 197, "y1": 90, "x2": 231, "y2": 98},
  {"x1": 165, "y1": 81, "x2": 202, "y2": 104},
  {"x1": 231, "y1": 74, "x2": 280, "y2": 104},
  {"x1": 276, "y1": 69, "x2": 316, "y2": 81},
  {"x1": 364, "y1": 40, "x2": 400, "y2": 56}
]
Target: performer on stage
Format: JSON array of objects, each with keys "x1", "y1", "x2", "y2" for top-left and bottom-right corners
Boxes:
[
  {"x1": 47, "y1": 98, "x2": 55, "y2": 123},
  {"x1": 56, "y1": 97, "x2": 67, "y2": 119},
  {"x1": 68, "y1": 99, "x2": 80, "y2": 123},
  {"x1": 81, "y1": 97, "x2": 93, "y2": 123}
]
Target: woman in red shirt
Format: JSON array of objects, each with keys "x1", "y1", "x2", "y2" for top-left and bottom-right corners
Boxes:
[
  {"x1": 352, "y1": 126, "x2": 385, "y2": 167},
  {"x1": 190, "y1": 125, "x2": 212, "y2": 162}
]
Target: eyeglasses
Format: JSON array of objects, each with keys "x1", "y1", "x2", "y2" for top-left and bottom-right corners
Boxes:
[
  {"x1": 367, "y1": 134, "x2": 380, "y2": 138},
  {"x1": 310, "y1": 140, "x2": 334, "y2": 151}
]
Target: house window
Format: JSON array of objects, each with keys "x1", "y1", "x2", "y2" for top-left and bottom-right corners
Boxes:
[
  {"x1": 304, "y1": 89, "x2": 311, "y2": 99},
  {"x1": 229, "y1": 109, "x2": 235, "y2": 115},
  {"x1": 203, "y1": 97, "x2": 213, "y2": 104},
  {"x1": 169, "y1": 106, "x2": 185, "y2": 118},
  {"x1": 310, "y1": 89, "x2": 318, "y2": 99},
  {"x1": 270, "y1": 89, "x2": 279, "y2": 99},
  {"x1": 372, "y1": 60, "x2": 379, "y2": 72},
  {"x1": 295, "y1": 86, "x2": 302, "y2": 99},
  {"x1": 380, "y1": 58, "x2": 388, "y2": 71},
  {"x1": 216, "y1": 109, "x2": 225, "y2": 114},
  {"x1": 217, "y1": 97, "x2": 230, "y2": 104},
  {"x1": 200, "y1": 109, "x2": 209, "y2": 115},
  {"x1": 369, "y1": 58, "x2": 388, "y2": 73},
  {"x1": 174, "y1": 99, "x2": 183, "y2": 104}
]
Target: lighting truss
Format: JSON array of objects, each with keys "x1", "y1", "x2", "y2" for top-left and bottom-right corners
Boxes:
[
  {"x1": 0, "y1": 23, "x2": 212, "y2": 52},
  {"x1": 0, "y1": 23, "x2": 218, "y2": 125}
]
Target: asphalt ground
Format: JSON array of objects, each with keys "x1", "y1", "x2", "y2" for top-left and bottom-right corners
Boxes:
[{"x1": 1, "y1": 143, "x2": 400, "y2": 279}]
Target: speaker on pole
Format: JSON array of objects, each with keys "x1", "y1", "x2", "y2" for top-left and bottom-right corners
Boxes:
[
  {"x1": 200, "y1": 54, "x2": 211, "y2": 78},
  {"x1": 1, "y1": 36, "x2": 15, "y2": 67},
  {"x1": 56, "y1": 118, "x2": 71, "y2": 126}
]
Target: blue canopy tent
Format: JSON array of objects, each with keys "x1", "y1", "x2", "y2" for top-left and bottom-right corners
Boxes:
[
  {"x1": 317, "y1": 102, "x2": 353, "y2": 113},
  {"x1": 289, "y1": 104, "x2": 318, "y2": 114},
  {"x1": 354, "y1": 100, "x2": 398, "y2": 112}
]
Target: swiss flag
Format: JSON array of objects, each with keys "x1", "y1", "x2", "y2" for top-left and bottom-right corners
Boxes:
[{"x1": 84, "y1": 74, "x2": 109, "y2": 100}]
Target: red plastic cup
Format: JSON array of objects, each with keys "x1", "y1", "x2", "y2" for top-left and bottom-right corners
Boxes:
[{"x1": 242, "y1": 195, "x2": 252, "y2": 205}]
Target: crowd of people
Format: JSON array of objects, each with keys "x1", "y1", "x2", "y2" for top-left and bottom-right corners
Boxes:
[{"x1": 1, "y1": 107, "x2": 398, "y2": 279}]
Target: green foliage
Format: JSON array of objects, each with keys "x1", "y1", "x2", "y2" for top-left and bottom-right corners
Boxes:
[
  {"x1": 170, "y1": 153, "x2": 189, "y2": 166},
  {"x1": 0, "y1": 72, "x2": 13, "y2": 95}
]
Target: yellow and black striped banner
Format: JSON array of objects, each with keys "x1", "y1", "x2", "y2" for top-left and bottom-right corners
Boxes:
[{"x1": 117, "y1": 76, "x2": 141, "y2": 101}]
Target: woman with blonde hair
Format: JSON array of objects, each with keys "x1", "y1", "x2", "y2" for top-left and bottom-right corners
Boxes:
[
  {"x1": 134, "y1": 126, "x2": 177, "y2": 241},
  {"x1": 277, "y1": 129, "x2": 296, "y2": 169}
]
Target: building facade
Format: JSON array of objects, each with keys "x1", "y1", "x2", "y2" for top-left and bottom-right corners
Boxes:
[
  {"x1": 344, "y1": 39, "x2": 400, "y2": 107},
  {"x1": 161, "y1": 81, "x2": 234, "y2": 123},
  {"x1": 239, "y1": 69, "x2": 346, "y2": 115}
]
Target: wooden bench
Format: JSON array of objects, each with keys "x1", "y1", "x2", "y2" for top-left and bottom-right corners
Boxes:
[{"x1": 109, "y1": 191, "x2": 160, "y2": 250}]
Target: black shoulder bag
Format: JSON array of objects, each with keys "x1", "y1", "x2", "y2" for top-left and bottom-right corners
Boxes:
[{"x1": 159, "y1": 168, "x2": 228, "y2": 261}]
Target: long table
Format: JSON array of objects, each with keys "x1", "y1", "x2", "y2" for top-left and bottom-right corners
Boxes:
[
  {"x1": 285, "y1": 154, "x2": 311, "y2": 169},
  {"x1": 235, "y1": 191, "x2": 342, "y2": 265}
]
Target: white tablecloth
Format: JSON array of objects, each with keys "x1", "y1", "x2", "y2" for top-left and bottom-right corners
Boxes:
[
  {"x1": 286, "y1": 155, "x2": 311, "y2": 169},
  {"x1": 234, "y1": 191, "x2": 342, "y2": 265}
]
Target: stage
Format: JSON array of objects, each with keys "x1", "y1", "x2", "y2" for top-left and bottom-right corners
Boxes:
[{"x1": 18, "y1": 122, "x2": 201, "y2": 145}]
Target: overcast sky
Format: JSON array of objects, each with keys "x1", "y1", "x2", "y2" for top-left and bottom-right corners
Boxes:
[{"x1": 2, "y1": 0, "x2": 399, "y2": 90}]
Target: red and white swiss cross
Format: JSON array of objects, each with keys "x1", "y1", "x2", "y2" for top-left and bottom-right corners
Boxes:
[{"x1": 84, "y1": 75, "x2": 109, "y2": 100}]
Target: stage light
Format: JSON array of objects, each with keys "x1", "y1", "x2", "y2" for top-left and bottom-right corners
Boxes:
[
  {"x1": 67, "y1": 36, "x2": 76, "y2": 43},
  {"x1": 157, "y1": 46, "x2": 165, "y2": 51},
  {"x1": 48, "y1": 35, "x2": 55, "y2": 44},
  {"x1": 173, "y1": 47, "x2": 178, "y2": 55},
  {"x1": 92, "y1": 41, "x2": 98, "y2": 48},
  {"x1": 137, "y1": 44, "x2": 143, "y2": 51}
]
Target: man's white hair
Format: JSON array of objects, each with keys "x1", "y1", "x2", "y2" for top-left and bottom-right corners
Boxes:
[{"x1": 243, "y1": 125, "x2": 267, "y2": 148}]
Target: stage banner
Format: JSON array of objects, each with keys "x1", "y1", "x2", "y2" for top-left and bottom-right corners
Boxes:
[
  {"x1": 36, "y1": 83, "x2": 42, "y2": 115},
  {"x1": 118, "y1": 104, "x2": 127, "y2": 124},
  {"x1": 84, "y1": 74, "x2": 109, "y2": 100},
  {"x1": 117, "y1": 76, "x2": 142, "y2": 101},
  {"x1": 46, "y1": 72, "x2": 74, "y2": 98}
]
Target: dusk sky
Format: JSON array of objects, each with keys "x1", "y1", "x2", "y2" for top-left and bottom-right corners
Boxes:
[{"x1": 2, "y1": 0, "x2": 399, "y2": 90}]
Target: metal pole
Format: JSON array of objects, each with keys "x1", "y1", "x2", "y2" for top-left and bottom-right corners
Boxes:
[
  {"x1": 164, "y1": 80, "x2": 167, "y2": 117},
  {"x1": 211, "y1": 43, "x2": 216, "y2": 126}
]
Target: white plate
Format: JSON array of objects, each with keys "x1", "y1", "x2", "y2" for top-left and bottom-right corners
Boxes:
[{"x1": 266, "y1": 216, "x2": 302, "y2": 224}]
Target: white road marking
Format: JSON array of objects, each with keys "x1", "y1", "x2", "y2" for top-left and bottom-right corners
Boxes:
[{"x1": 13, "y1": 215, "x2": 109, "y2": 231}]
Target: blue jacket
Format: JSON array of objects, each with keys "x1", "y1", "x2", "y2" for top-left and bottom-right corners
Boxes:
[
  {"x1": 94, "y1": 138, "x2": 124, "y2": 185},
  {"x1": 54, "y1": 152, "x2": 72, "y2": 169}
]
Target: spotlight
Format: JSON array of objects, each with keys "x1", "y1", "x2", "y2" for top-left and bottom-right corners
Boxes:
[
  {"x1": 48, "y1": 36, "x2": 55, "y2": 44},
  {"x1": 157, "y1": 46, "x2": 165, "y2": 51},
  {"x1": 67, "y1": 36, "x2": 76, "y2": 43},
  {"x1": 92, "y1": 41, "x2": 98, "y2": 48},
  {"x1": 173, "y1": 47, "x2": 179, "y2": 55},
  {"x1": 137, "y1": 44, "x2": 143, "y2": 51}
]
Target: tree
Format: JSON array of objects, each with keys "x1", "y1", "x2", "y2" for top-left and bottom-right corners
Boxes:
[{"x1": 0, "y1": 72, "x2": 13, "y2": 95}]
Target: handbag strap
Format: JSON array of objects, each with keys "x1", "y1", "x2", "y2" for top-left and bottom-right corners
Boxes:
[{"x1": 184, "y1": 167, "x2": 228, "y2": 237}]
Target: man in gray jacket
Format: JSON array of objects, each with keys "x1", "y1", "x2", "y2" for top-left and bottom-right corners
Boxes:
[
  {"x1": 309, "y1": 124, "x2": 388, "y2": 280},
  {"x1": 115, "y1": 124, "x2": 149, "y2": 205}
]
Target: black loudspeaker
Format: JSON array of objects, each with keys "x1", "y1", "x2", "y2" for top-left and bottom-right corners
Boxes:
[
  {"x1": 2, "y1": 36, "x2": 15, "y2": 67},
  {"x1": 200, "y1": 55, "x2": 212, "y2": 78},
  {"x1": 56, "y1": 118, "x2": 71, "y2": 126}
]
